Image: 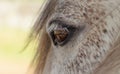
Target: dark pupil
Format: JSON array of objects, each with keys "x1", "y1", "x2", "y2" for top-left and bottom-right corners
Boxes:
[{"x1": 53, "y1": 28, "x2": 69, "y2": 43}]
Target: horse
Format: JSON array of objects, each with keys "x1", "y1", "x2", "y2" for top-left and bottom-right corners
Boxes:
[{"x1": 28, "y1": 0, "x2": 120, "y2": 74}]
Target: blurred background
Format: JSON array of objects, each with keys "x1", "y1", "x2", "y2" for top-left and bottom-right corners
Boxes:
[{"x1": 0, "y1": 0, "x2": 43, "y2": 74}]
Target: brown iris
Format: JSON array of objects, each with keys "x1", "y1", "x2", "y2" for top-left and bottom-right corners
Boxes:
[
  {"x1": 53, "y1": 28, "x2": 69, "y2": 43},
  {"x1": 49, "y1": 21, "x2": 77, "y2": 46}
]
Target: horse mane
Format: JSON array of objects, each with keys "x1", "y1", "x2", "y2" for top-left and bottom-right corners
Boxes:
[{"x1": 28, "y1": 0, "x2": 57, "y2": 74}]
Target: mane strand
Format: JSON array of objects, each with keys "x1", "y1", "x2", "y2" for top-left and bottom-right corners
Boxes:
[{"x1": 28, "y1": 0, "x2": 57, "y2": 74}]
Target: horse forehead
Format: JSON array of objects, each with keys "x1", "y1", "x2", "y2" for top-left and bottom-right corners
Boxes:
[
  {"x1": 55, "y1": 0, "x2": 86, "y2": 21},
  {"x1": 52, "y1": 0, "x2": 105, "y2": 27}
]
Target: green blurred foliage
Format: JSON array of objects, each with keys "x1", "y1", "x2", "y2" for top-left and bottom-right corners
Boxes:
[{"x1": 0, "y1": 26, "x2": 34, "y2": 60}]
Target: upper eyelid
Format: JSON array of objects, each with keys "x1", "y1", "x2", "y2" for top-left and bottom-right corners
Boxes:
[
  {"x1": 47, "y1": 14, "x2": 82, "y2": 28},
  {"x1": 48, "y1": 19, "x2": 78, "y2": 29},
  {"x1": 47, "y1": 19, "x2": 78, "y2": 34},
  {"x1": 47, "y1": 13, "x2": 86, "y2": 33},
  {"x1": 47, "y1": 19, "x2": 86, "y2": 35}
]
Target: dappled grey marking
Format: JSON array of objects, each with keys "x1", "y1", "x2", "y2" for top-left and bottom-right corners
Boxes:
[{"x1": 29, "y1": 0, "x2": 120, "y2": 74}]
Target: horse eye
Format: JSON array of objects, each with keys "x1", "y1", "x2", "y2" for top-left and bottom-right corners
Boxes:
[
  {"x1": 54, "y1": 28, "x2": 69, "y2": 44},
  {"x1": 48, "y1": 22, "x2": 76, "y2": 46}
]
